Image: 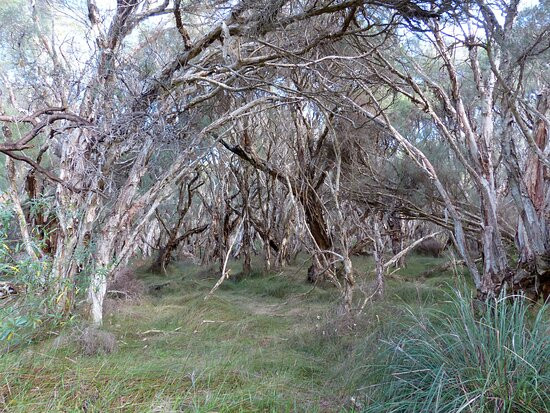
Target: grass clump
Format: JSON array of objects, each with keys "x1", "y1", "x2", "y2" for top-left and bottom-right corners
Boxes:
[
  {"x1": 359, "y1": 289, "x2": 549, "y2": 412},
  {"x1": 78, "y1": 326, "x2": 117, "y2": 356}
]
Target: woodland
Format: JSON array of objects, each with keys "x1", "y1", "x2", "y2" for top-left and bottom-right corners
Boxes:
[{"x1": 0, "y1": 0, "x2": 549, "y2": 412}]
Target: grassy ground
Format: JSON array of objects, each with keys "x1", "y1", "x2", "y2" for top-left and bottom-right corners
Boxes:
[{"x1": 0, "y1": 254, "x2": 462, "y2": 412}]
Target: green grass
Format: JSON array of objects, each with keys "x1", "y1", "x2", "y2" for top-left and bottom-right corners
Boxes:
[
  {"x1": 356, "y1": 289, "x2": 549, "y2": 412},
  {"x1": 1, "y1": 254, "x2": 529, "y2": 412}
]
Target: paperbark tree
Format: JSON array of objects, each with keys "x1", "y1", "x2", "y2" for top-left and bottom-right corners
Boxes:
[
  {"x1": 6, "y1": 0, "x2": 543, "y2": 329},
  {"x1": 337, "y1": 0, "x2": 549, "y2": 299}
]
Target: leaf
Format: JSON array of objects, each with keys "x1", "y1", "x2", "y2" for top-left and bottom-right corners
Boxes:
[{"x1": 0, "y1": 328, "x2": 13, "y2": 341}]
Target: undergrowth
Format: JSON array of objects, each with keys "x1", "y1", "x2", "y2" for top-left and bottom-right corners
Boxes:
[
  {"x1": 1, "y1": 256, "x2": 546, "y2": 412},
  {"x1": 356, "y1": 289, "x2": 549, "y2": 413},
  {"x1": 0, "y1": 204, "x2": 69, "y2": 350}
]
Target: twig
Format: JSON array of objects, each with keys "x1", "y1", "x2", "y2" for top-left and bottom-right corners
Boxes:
[{"x1": 205, "y1": 218, "x2": 243, "y2": 299}]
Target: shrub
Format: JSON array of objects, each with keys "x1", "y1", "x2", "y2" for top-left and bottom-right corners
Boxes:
[
  {"x1": 0, "y1": 204, "x2": 62, "y2": 350},
  {"x1": 360, "y1": 289, "x2": 549, "y2": 412}
]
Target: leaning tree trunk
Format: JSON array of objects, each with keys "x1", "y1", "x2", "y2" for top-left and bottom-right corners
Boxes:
[
  {"x1": 220, "y1": 139, "x2": 333, "y2": 280},
  {"x1": 151, "y1": 224, "x2": 208, "y2": 274},
  {"x1": 151, "y1": 174, "x2": 204, "y2": 274},
  {"x1": 88, "y1": 135, "x2": 155, "y2": 324}
]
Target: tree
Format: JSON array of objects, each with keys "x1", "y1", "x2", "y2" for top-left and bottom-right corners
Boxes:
[
  {"x1": 2, "y1": 1, "x2": 453, "y2": 323},
  {"x1": 339, "y1": 0, "x2": 549, "y2": 298}
]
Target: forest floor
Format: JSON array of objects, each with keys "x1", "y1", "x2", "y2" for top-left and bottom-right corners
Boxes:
[{"x1": 0, "y1": 255, "x2": 461, "y2": 412}]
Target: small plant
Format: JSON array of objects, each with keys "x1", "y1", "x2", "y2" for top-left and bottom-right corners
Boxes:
[
  {"x1": 0, "y1": 313, "x2": 41, "y2": 342},
  {"x1": 0, "y1": 204, "x2": 67, "y2": 350},
  {"x1": 360, "y1": 289, "x2": 549, "y2": 412}
]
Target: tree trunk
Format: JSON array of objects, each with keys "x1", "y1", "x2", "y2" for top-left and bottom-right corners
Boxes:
[
  {"x1": 387, "y1": 211, "x2": 405, "y2": 268},
  {"x1": 342, "y1": 256, "x2": 355, "y2": 312},
  {"x1": 240, "y1": 166, "x2": 252, "y2": 277},
  {"x1": 6, "y1": 158, "x2": 40, "y2": 264},
  {"x1": 373, "y1": 214, "x2": 385, "y2": 296},
  {"x1": 301, "y1": 188, "x2": 333, "y2": 282},
  {"x1": 509, "y1": 89, "x2": 550, "y2": 299},
  {"x1": 242, "y1": 218, "x2": 251, "y2": 277}
]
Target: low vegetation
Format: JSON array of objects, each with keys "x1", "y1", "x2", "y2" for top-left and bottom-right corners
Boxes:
[
  {"x1": 360, "y1": 291, "x2": 549, "y2": 412},
  {"x1": 2, "y1": 256, "x2": 547, "y2": 412}
]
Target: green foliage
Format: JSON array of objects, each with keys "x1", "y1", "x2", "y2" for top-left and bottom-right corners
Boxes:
[
  {"x1": 0, "y1": 203, "x2": 49, "y2": 280},
  {"x1": 0, "y1": 205, "x2": 14, "y2": 274},
  {"x1": 359, "y1": 290, "x2": 550, "y2": 413},
  {"x1": 0, "y1": 295, "x2": 54, "y2": 346},
  {"x1": 0, "y1": 204, "x2": 64, "y2": 349},
  {"x1": 0, "y1": 313, "x2": 41, "y2": 342},
  {"x1": 0, "y1": 287, "x2": 65, "y2": 350}
]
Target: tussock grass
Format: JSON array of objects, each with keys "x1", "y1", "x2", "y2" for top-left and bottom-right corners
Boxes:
[{"x1": 356, "y1": 289, "x2": 549, "y2": 413}]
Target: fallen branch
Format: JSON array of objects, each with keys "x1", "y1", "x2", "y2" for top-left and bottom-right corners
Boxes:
[
  {"x1": 383, "y1": 231, "x2": 443, "y2": 270},
  {"x1": 139, "y1": 329, "x2": 165, "y2": 336},
  {"x1": 205, "y1": 219, "x2": 243, "y2": 299},
  {"x1": 106, "y1": 289, "x2": 129, "y2": 299}
]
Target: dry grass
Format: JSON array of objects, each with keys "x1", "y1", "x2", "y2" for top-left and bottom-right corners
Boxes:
[
  {"x1": 107, "y1": 267, "x2": 145, "y2": 299},
  {"x1": 78, "y1": 326, "x2": 117, "y2": 356}
]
